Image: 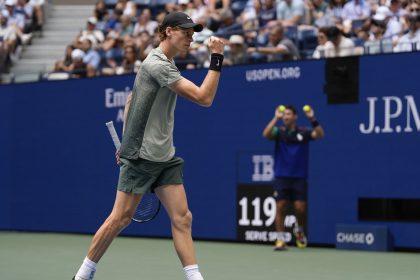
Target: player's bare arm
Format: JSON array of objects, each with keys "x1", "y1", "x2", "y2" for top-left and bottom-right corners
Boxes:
[
  {"x1": 311, "y1": 122, "x2": 325, "y2": 139},
  {"x1": 263, "y1": 108, "x2": 283, "y2": 140},
  {"x1": 170, "y1": 36, "x2": 224, "y2": 107},
  {"x1": 304, "y1": 107, "x2": 325, "y2": 139},
  {"x1": 122, "y1": 92, "x2": 132, "y2": 134},
  {"x1": 116, "y1": 92, "x2": 133, "y2": 165}
]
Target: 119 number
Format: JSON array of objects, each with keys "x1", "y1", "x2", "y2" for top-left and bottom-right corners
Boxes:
[{"x1": 238, "y1": 197, "x2": 276, "y2": 227}]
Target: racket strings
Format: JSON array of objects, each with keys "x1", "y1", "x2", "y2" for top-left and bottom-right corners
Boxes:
[
  {"x1": 132, "y1": 193, "x2": 160, "y2": 222},
  {"x1": 106, "y1": 122, "x2": 160, "y2": 223}
]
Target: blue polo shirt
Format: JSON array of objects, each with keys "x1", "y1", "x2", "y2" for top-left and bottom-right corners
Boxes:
[{"x1": 272, "y1": 126, "x2": 313, "y2": 178}]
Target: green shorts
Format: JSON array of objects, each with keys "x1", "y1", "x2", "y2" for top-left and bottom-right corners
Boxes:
[{"x1": 117, "y1": 156, "x2": 184, "y2": 194}]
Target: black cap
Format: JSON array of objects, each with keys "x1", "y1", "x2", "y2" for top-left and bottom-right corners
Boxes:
[
  {"x1": 161, "y1": 12, "x2": 203, "y2": 32},
  {"x1": 327, "y1": 26, "x2": 341, "y2": 39}
]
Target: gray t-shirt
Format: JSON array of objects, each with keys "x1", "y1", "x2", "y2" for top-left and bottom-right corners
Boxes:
[
  {"x1": 120, "y1": 47, "x2": 182, "y2": 162},
  {"x1": 267, "y1": 38, "x2": 301, "y2": 62}
]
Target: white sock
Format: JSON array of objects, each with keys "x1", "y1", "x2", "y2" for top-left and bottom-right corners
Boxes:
[
  {"x1": 75, "y1": 257, "x2": 97, "y2": 280},
  {"x1": 183, "y1": 264, "x2": 204, "y2": 280}
]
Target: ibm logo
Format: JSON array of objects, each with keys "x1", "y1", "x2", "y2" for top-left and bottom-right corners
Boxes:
[{"x1": 252, "y1": 155, "x2": 274, "y2": 182}]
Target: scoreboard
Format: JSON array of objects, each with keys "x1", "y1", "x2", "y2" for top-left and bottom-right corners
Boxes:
[{"x1": 236, "y1": 152, "x2": 296, "y2": 244}]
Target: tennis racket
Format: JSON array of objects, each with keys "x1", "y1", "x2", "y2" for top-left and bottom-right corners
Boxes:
[{"x1": 106, "y1": 121, "x2": 161, "y2": 223}]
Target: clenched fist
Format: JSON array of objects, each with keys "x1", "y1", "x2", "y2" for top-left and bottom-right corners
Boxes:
[{"x1": 207, "y1": 36, "x2": 225, "y2": 55}]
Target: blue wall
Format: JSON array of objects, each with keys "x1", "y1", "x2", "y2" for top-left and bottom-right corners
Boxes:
[
  {"x1": 1, "y1": 52, "x2": 419, "y2": 249},
  {"x1": 0, "y1": 86, "x2": 13, "y2": 229}
]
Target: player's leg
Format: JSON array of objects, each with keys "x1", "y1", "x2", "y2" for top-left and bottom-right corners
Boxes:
[
  {"x1": 293, "y1": 200, "x2": 308, "y2": 248},
  {"x1": 155, "y1": 184, "x2": 203, "y2": 280},
  {"x1": 274, "y1": 199, "x2": 288, "y2": 250},
  {"x1": 292, "y1": 179, "x2": 308, "y2": 248},
  {"x1": 87, "y1": 191, "x2": 142, "y2": 261},
  {"x1": 293, "y1": 200, "x2": 306, "y2": 230},
  {"x1": 275, "y1": 199, "x2": 288, "y2": 233},
  {"x1": 73, "y1": 191, "x2": 142, "y2": 280},
  {"x1": 273, "y1": 178, "x2": 290, "y2": 250},
  {"x1": 155, "y1": 184, "x2": 195, "y2": 262}
]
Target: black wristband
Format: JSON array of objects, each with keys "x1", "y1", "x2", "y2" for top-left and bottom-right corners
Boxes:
[
  {"x1": 209, "y1": 53, "x2": 224, "y2": 72},
  {"x1": 311, "y1": 119, "x2": 320, "y2": 128}
]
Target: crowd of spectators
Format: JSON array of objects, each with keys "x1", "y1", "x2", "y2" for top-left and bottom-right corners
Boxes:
[
  {"x1": 3, "y1": 0, "x2": 419, "y2": 79},
  {"x1": 0, "y1": 0, "x2": 45, "y2": 74}
]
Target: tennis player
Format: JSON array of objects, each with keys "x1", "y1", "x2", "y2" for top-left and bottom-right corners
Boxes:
[
  {"x1": 262, "y1": 105, "x2": 324, "y2": 250},
  {"x1": 73, "y1": 12, "x2": 224, "y2": 280}
]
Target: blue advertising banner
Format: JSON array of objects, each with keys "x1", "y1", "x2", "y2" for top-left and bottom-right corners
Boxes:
[
  {"x1": 1, "y1": 52, "x2": 419, "y2": 249},
  {"x1": 0, "y1": 88, "x2": 13, "y2": 229},
  {"x1": 336, "y1": 224, "x2": 392, "y2": 251}
]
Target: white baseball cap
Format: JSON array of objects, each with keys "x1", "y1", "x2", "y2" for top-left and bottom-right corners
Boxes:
[
  {"x1": 229, "y1": 34, "x2": 244, "y2": 45},
  {"x1": 1, "y1": 9, "x2": 10, "y2": 18},
  {"x1": 5, "y1": 0, "x2": 16, "y2": 6},
  {"x1": 71, "y1": 49, "x2": 85, "y2": 60},
  {"x1": 373, "y1": 6, "x2": 391, "y2": 21},
  {"x1": 87, "y1": 17, "x2": 98, "y2": 25}
]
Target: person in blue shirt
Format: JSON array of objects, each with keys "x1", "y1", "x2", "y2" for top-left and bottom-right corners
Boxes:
[{"x1": 263, "y1": 105, "x2": 324, "y2": 250}]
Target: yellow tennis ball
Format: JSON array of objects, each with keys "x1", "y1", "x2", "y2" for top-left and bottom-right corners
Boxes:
[
  {"x1": 303, "y1": 105, "x2": 311, "y2": 112},
  {"x1": 278, "y1": 105, "x2": 286, "y2": 112}
]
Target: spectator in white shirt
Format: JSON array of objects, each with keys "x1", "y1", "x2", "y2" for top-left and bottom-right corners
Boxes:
[
  {"x1": 5, "y1": 0, "x2": 24, "y2": 32},
  {"x1": 77, "y1": 17, "x2": 105, "y2": 49},
  {"x1": 0, "y1": 8, "x2": 17, "y2": 61},
  {"x1": 365, "y1": 16, "x2": 393, "y2": 54},
  {"x1": 383, "y1": 0, "x2": 407, "y2": 42},
  {"x1": 324, "y1": 26, "x2": 355, "y2": 57},
  {"x1": 190, "y1": 0, "x2": 207, "y2": 22},
  {"x1": 277, "y1": 0, "x2": 305, "y2": 26},
  {"x1": 341, "y1": 0, "x2": 371, "y2": 21},
  {"x1": 133, "y1": 8, "x2": 158, "y2": 36},
  {"x1": 0, "y1": 8, "x2": 16, "y2": 46},
  {"x1": 312, "y1": 26, "x2": 329, "y2": 58},
  {"x1": 394, "y1": 13, "x2": 420, "y2": 52},
  {"x1": 118, "y1": 0, "x2": 136, "y2": 18}
]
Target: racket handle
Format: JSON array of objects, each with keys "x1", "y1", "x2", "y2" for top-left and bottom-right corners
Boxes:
[{"x1": 106, "y1": 121, "x2": 121, "y2": 149}]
